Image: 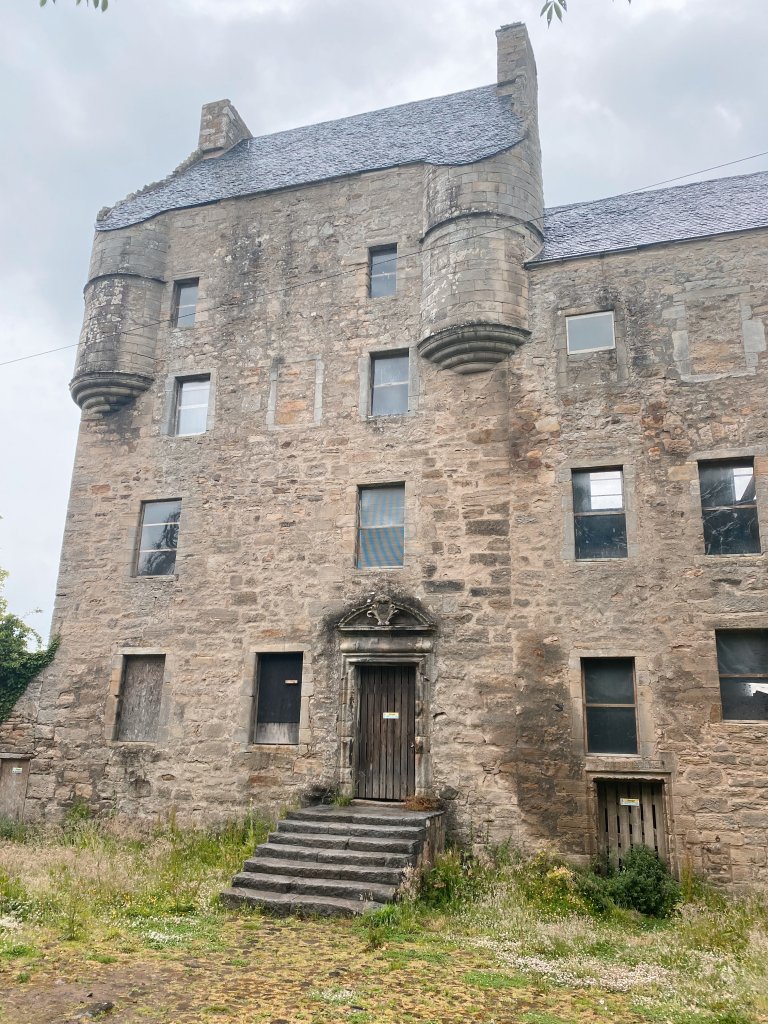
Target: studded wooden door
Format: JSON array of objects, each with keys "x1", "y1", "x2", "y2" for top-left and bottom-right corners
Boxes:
[{"x1": 356, "y1": 664, "x2": 416, "y2": 801}]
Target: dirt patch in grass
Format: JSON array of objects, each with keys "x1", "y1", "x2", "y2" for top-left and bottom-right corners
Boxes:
[{"x1": 0, "y1": 916, "x2": 649, "y2": 1024}]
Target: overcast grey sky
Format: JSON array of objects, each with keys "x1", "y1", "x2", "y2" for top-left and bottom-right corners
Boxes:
[{"x1": 1, "y1": 0, "x2": 766, "y2": 639}]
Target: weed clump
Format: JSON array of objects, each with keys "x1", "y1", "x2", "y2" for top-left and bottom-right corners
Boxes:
[{"x1": 604, "y1": 846, "x2": 681, "y2": 918}]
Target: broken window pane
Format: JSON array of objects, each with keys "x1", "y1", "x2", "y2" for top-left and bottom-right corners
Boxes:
[
  {"x1": 572, "y1": 469, "x2": 628, "y2": 559},
  {"x1": 116, "y1": 655, "x2": 164, "y2": 742},
  {"x1": 583, "y1": 658, "x2": 638, "y2": 754},
  {"x1": 369, "y1": 246, "x2": 397, "y2": 298},
  {"x1": 371, "y1": 352, "x2": 409, "y2": 416},
  {"x1": 716, "y1": 630, "x2": 768, "y2": 721},
  {"x1": 254, "y1": 652, "x2": 303, "y2": 744},
  {"x1": 357, "y1": 485, "x2": 405, "y2": 568},
  {"x1": 699, "y1": 460, "x2": 760, "y2": 555},
  {"x1": 136, "y1": 500, "x2": 181, "y2": 576}
]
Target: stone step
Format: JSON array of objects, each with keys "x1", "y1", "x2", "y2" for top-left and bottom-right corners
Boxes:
[
  {"x1": 221, "y1": 886, "x2": 384, "y2": 917},
  {"x1": 251, "y1": 842, "x2": 414, "y2": 868},
  {"x1": 231, "y1": 870, "x2": 397, "y2": 903},
  {"x1": 244, "y1": 856, "x2": 404, "y2": 886},
  {"x1": 277, "y1": 819, "x2": 425, "y2": 841},
  {"x1": 287, "y1": 807, "x2": 435, "y2": 828},
  {"x1": 268, "y1": 831, "x2": 418, "y2": 854}
]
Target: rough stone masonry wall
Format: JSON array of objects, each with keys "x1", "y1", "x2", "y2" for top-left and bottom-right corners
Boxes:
[
  {"x1": 514, "y1": 230, "x2": 768, "y2": 886},
  {"x1": 13, "y1": 159, "x2": 520, "y2": 837}
]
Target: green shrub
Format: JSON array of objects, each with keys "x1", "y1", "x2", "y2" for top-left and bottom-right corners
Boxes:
[
  {"x1": 419, "y1": 848, "x2": 491, "y2": 909},
  {"x1": 513, "y1": 852, "x2": 606, "y2": 918},
  {"x1": 608, "y1": 846, "x2": 681, "y2": 918}
]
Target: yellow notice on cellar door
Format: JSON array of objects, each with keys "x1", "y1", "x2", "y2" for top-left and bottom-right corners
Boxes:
[
  {"x1": 620, "y1": 798, "x2": 640, "y2": 806},
  {"x1": 383, "y1": 712, "x2": 399, "y2": 719}
]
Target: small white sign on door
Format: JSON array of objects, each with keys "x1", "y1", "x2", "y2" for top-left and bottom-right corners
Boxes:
[
  {"x1": 620, "y1": 797, "x2": 640, "y2": 807},
  {"x1": 383, "y1": 712, "x2": 399, "y2": 720}
]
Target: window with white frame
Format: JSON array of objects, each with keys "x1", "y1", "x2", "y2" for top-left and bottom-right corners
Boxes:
[
  {"x1": 175, "y1": 377, "x2": 210, "y2": 436},
  {"x1": 370, "y1": 352, "x2": 409, "y2": 416},
  {"x1": 566, "y1": 311, "x2": 615, "y2": 354}
]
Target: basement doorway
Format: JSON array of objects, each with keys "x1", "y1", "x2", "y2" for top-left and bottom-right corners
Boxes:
[
  {"x1": 596, "y1": 778, "x2": 668, "y2": 865},
  {"x1": 356, "y1": 664, "x2": 415, "y2": 801}
]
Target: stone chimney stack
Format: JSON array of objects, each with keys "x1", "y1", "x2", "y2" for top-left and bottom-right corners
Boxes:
[
  {"x1": 198, "y1": 100, "x2": 252, "y2": 159},
  {"x1": 496, "y1": 22, "x2": 538, "y2": 130}
]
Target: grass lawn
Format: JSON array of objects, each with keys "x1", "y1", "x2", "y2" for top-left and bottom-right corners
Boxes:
[{"x1": 0, "y1": 812, "x2": 766, "y2": 1024}]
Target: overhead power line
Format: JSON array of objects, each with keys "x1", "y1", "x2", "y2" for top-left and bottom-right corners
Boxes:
[{"x1": 1, "y1": 147, "x2": 766, "y2": 371}]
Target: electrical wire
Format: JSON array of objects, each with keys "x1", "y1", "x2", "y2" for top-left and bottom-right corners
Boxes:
[{"x1": 1, "y1": 147, "x2": 767, "y2": 371}]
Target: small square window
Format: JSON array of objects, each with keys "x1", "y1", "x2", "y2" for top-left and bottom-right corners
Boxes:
[
  {"x1": 370, "y1": 352, "x2": 409, "y2": 416},
  {"x1": 357, "y1": 485, "x2": 405, "y2": 568},
  {"x1": 572, "y1": 468, "x2": 627, "y2": 559},
  {"x1": 716, "y1": 630, "x2": 768, "y2": 721},
  {"x1": 566, "y1": 311, "x2": 615, "y2": 354},
  {"x1": 135, "y1": 500, "x2": 181, "y2": 577},
  {"x1": 583, "y1": 658, "x2": 638, "y2": 754},
  {"x1": 369, "y1": 246, "x2": 397, "y2": 298},
  {"x1": 175, "y1": 377, "x2": 210, "y2": 436},
  {"x1": 172, "y1": 279, "x2": 199, "y2": 328},
  {"x1": 253, "y1": 652, "x2": 303, "y2": 744},
  {"x1": 699, "y1": 459, "x2": 760, "y2": 556},
  {"x1": 115, "y1": 655, "x2": 164, "y2": 742}
]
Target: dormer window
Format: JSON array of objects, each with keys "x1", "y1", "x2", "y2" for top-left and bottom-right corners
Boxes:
[{"x1": 566, "y1": 311, "x2": 615, "y2": 354}]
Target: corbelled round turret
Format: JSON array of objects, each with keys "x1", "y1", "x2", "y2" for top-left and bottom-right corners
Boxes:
[
  {"x1": 70, "y1": 220, "x2": 169, "y2": 414},
  {"x1": 418, "y1": 23, "x2": 544, "y2": 374}
]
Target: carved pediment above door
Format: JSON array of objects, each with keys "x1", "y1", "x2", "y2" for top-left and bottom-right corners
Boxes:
[{"x1": 336, "y1": 593, "x2": 435, "y2": 634}]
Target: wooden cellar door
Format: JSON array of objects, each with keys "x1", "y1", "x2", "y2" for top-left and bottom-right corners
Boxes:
[
  {"x1": 596, "y1": 778, "x2": 668, "y2": 865},
  {"x1": 356, "y1": 664, "x2": 416, "y2": 801}
]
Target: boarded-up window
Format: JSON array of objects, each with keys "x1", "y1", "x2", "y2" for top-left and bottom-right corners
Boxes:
[
  {"x1": 115, "y1": 655, "x2": 165, "y2": 742},
  {"x1": 253, "y1": 652, "x2": 303, "y2": 745}
]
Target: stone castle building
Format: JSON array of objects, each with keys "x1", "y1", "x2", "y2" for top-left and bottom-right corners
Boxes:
[{"x1": 2, "y1": 23, "x2": 767, "y2": 886}]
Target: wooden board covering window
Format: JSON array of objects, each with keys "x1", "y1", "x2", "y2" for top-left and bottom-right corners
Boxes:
[{"x1": 116, "y1": 655, "x2": 165, "y2": 742}]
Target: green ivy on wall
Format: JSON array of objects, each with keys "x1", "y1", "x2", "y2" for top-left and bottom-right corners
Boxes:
[{"x1": 0, "y1": 568, "x2": 59, "y2": 728}]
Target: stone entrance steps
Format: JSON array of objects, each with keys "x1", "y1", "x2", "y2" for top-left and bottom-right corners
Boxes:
[{"x1": 221, "y1": 802, "x2": 442, "y2": 916}]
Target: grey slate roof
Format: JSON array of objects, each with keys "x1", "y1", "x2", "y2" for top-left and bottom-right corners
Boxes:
[
  {"x1": 533, "y1": 170, "x2": 768, "y2": 263},
  {"x1": 97, "y1": 85, "x2": 525, "y2": 232}
]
